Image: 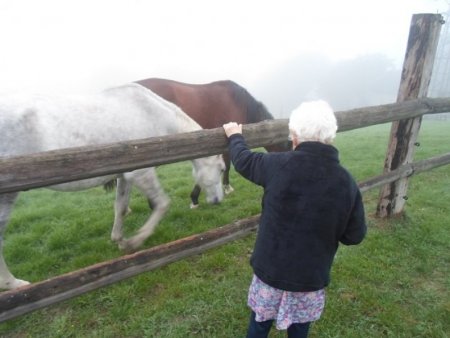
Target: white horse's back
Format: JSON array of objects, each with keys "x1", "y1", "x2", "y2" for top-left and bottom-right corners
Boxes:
[{"x1": 0, "y1": 83, "x2": 201, "y2": 157}]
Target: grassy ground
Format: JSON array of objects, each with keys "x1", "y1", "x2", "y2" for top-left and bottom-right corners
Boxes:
[{"x1": 0, "y1": 121, "x2": 449, "y2": 337}]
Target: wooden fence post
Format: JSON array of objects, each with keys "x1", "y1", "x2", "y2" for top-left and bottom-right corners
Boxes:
[{"x1": 376, "y1": 14, "x2": 444, "y2": 218}]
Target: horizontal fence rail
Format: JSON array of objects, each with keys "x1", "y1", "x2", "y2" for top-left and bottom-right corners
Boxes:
[
  {"x1": 358, "y1": 153, "x2": 450, "y2": 193},
  {"x1": 1, "y1": 97, "x2": 450, "y2": 194}
]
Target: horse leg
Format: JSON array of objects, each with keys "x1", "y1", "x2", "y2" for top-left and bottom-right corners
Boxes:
[
  {"x1": 190, "y1": 184, "x2": 201, "y2": 209},
  {"x1": 118, "y1": 169, "x2": 170, "y2": 252},
  {"x1": 222, "y1": 152, "x2": 234, "y2": 194},
  {"x1": 111, "y1": 177, "x2": 132, "y2": 243},
  {"x1": 0, "y1": 193, "x2": 30, "y2": 290}
]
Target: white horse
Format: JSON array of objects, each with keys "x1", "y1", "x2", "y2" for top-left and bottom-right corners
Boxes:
[{"x1": 0, "y1": 83, "x2": 225, "y2": 290}]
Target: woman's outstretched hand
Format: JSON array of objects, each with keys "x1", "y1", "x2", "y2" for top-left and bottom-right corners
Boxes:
[{"x1": 223, "y1": 122, "x2": 243, "y2": 138}]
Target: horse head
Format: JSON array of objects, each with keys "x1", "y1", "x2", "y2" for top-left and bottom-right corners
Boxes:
[{"x1": 191, "y1": 155, "x2": 225, "y2": 205}]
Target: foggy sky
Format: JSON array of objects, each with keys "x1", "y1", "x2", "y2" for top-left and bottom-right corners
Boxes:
[
  {"x1": 1, "y1": 0, "x2": 448, "y2": 118},
  {"x1": 253, "y1": 53, "x2": 401, "y2": 117}
]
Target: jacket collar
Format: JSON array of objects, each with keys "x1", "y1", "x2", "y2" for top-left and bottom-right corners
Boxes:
[{"x1": 294, "y1": 141, "x2": 339, "y2": 162}]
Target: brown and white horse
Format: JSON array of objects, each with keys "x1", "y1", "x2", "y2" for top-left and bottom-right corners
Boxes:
[{"x1": 136, "y1": 78, "x2": 290, "y2": 206}]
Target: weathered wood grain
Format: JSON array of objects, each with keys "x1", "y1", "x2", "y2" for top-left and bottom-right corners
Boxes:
[
  {"x1": 377, "y1": 14, "x2": 444, "y2": 217},
  {"x1": 1, "y1": 98, "x2": 449, "y2": 195}
]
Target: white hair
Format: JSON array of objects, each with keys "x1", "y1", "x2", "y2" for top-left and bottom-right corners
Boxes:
[{"x1": 288, "y1": 100, "x2": 337, "y2": 144}]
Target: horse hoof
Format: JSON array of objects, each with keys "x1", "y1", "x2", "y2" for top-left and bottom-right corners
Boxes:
[
  {"x1": 118, "y1": 239, "x2": 140, "y2": 253},
  {"x1": 0, "y1": 278, "x2": 30, "y2": 290},
  {"x1": 224, "y1": 185, "x2": 234, "y2": 195},
  {"x1": 111, "y1": 234, "x2": 123, "y2": 243},
  {"x1": 190, "y1": 203, "x2": 199, "y2": 209}
]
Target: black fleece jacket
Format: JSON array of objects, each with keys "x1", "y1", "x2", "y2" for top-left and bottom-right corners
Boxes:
[{"x1": 228, "y1": 134, "x2": 367, "y2": 292}]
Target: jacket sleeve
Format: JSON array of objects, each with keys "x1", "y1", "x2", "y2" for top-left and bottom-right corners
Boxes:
[
  {"x1": 340, "y1": 188, "x2": 367, "y2": 245},
  {"x1": 227, "y1": 134, "x2": 267, "y2": 186}
]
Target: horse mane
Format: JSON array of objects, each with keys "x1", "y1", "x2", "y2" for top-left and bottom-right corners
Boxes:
[{"x1": 226, "y1": 81, "x2": 274, "y2": 123}]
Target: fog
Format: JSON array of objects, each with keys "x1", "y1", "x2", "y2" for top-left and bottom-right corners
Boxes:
[
  {"x1": 252, "y1": 53, "x2": 401, "y2": 117},
  {"x1": 1, "y1": 0, "x2": 448, "y2": 119}
]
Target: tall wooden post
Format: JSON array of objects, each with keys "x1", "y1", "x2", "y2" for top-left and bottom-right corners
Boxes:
[{"x1": 376, "y1": 14, "x2": 444, "y2": 218}]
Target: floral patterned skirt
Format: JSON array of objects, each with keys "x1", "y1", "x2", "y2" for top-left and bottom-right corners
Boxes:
[{"x1": 247, "y1": 275, "x2": 325, "y2": 330}]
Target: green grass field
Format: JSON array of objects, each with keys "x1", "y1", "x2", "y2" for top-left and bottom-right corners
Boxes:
[{"x1": 0, "y1": 121, "x2": 449, "y2": 337}]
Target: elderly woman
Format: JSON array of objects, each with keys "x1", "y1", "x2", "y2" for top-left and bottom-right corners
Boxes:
[{"x1": 223, "y1": 100, "x2": 367, "y2": 338}]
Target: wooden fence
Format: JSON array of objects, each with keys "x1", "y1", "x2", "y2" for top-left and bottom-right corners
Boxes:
[
  {"x1": 1, "y1": 13, "x2": 449, "y2": 322},
  {"x1": 377, "y1": 13, "x2": 445, "y2": 217}
]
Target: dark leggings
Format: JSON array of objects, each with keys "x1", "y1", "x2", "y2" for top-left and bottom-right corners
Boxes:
[{"x1": 246, "y1": 311, "x2": 311, "y2": 338}]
